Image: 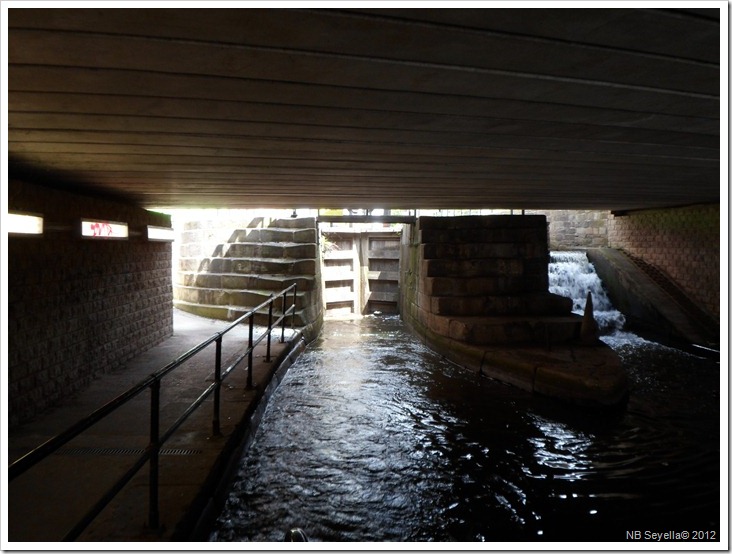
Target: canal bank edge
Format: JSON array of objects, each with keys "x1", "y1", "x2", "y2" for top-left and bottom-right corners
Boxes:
[
  {"x1": 404, "y1": 317, "x2": 628, "y2": 409},
  {"x1": 173, "y1": 331, "x2": 309, "y2": 541}
]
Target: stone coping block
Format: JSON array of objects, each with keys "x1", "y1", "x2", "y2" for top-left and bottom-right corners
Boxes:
[
  {"x1": 420, "y1": 242, "x2": 546, "y2": 260},
  {"x1": 417, "y1": 307, "x2": 582, "y2": 346},
  {"x1": 532, "y1": 347, "x2": 629, "y2": 407},
  {"x1": 421, "y1": 275, "x2": 547, "y2": 296},
  {"x1": 422, "y1": 258, "x2": 524, "y2": 278},
  {"x1": 405, "y1": 318, "x2": 628, "y2": 408},
  {"x1": 429, "y1": 292, "x2": 572, "y2": 317},
  {"x1": 418, "y1": 215, "x2": 547, "y2": 230},
  {"x1": 419, "y1": 226, "x2": 548, "y2": 245}
]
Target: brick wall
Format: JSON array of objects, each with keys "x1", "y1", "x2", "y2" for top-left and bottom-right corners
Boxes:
[
  {"x1": 532, "y1": 205, "x2": 719, "y2": 322},
  {"x1": 608, "y1": 204, "x2": 720, "y2": 321},
  {"x1": 8, "y1": 179, "x2": 173, "y2": 426}
]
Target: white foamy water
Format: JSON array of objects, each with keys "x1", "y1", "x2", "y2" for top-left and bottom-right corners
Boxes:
[{"x1": 548, "y1": 251, "x2": 625, "y2": 334}]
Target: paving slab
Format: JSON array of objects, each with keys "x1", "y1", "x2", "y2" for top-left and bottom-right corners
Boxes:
[{"x1": 7, "y1": 309, "x2": 303, "y2": 544}]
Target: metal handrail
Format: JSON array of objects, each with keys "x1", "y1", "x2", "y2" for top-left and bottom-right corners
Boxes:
[{"x1": 8, "y1": 283, "x2": 298, "y2": 540}]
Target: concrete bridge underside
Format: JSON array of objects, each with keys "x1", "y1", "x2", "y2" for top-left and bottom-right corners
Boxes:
[
  {"x1": 5, "y1": 7, "x2": 723, "y2": 541},
  {"x1": 8, "y1": 6, "x2": 720, "y2": 212}
]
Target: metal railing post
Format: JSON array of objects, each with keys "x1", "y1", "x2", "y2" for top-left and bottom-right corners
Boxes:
[
  {"x1": 291, "y1": 283, "x2": 297, "y2": 330},
  {"x1": 148, "y1": 379, "x2": 161, "y2": 530},
  {"x1": 213, "y1": 335, "x2": 222, "y2": 436},
  {"x1": 266, "y1": 295, "x2": 274, "y2": 362},
  {"x1": 246, "y1": 315, "x2": 255, "y2": 389},
  {"x1": 281, "y1": 289, "x2": 288, "y2": 343}
]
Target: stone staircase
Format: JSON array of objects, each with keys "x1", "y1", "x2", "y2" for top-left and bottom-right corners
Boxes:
[
  {"x1": 175, "y1": 217, "x2": 321, "y2": 328},
  {"x1": 416, "y1": 215, "x2": 579, "y2": 346}
]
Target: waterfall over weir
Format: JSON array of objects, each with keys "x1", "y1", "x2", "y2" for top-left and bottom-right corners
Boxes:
[{"x1": 549, "y1": 251, "x2": 625, "y2": 335}]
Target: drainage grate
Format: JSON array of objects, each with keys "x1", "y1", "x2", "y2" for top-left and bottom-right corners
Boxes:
[
  {"x1": 56, "y1": 446, "x2": 202, "y2": 456},
  {"x1": 161, "y1": 448, "x2": 203, "y2": 456}
]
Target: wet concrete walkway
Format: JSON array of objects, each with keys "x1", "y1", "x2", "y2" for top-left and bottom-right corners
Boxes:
[{"x1": 7, "y1": 309, "x2": 303, "y2": 543}]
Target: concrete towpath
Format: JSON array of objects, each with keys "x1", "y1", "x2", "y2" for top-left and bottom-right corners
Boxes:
[{"x1": 7, "y1": 309, "x2": 304, "y2": 543}]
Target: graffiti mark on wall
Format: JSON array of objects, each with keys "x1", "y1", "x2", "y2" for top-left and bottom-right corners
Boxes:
[
  {"x1": 90, "y1": 222, "x2": 114, "y2": 236},
  {"x1": 81, "y1": 219, "x2": 129, "y2": 239}
]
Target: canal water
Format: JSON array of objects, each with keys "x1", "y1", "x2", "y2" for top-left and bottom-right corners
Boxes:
[{"x1": 211, "y1": 254, "x2": 720, "y2": 543}]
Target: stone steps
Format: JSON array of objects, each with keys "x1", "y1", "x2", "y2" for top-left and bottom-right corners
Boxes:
[
  {"x1": 230, "y1": 227, "x2": 317, "y2": 244},
  {"x1": 177, "y1": 272, "x2": 316, "y2": 291},
  {"x1": 265, "y1": 217, "x2": 317, "y2": 229},
  {"x1": 216, "y1": 242, "x2": 317, "y2": 259},
  {"x1": 179, "y1": 257, "x2": 316, "y2": 275},
  {"x1": 173, "y1": 299, "x2": 316, "y2": 328},
  {"x1": 175, "y1": 285, "x2": 316, "y2": 309},
  {"x1": 174, "y1": 216, "x2": 321, "y2": 328}
]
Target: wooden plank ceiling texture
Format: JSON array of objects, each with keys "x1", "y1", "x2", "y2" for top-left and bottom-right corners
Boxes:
[{"x1": 7, "y1": 7, "x2": 721, "y2": 210}]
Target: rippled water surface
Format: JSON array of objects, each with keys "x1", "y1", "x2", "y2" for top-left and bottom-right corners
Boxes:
[{"x1": 212, "y1": 317, "x2": 720, "y2": 543}]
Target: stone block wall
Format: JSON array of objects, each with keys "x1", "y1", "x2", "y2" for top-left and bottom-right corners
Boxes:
[
  {"x1": 607, "y1": 204, "x2": 720, "y2": 321},
  {"x1": 8, "y1": 179, "x2": 173, "y2": 426},
  {"x1": 540, "y1": 210, "x2": 610, "y2": 249},
  {"x1": 401, "y1": 215, "x2": 574, "y2": 347}
]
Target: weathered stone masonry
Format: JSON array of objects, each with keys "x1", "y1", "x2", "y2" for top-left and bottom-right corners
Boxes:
[
  {"x1": 401, "y1": 215, "x2": 573, "y2": 348},
  {"x1": 400, "y1": 215, "x2": 627, "y2": 407},
  {"x1": 8, "y1": 179, "x2": 173, "y2": 426},
  {"x1": 541, "y1": 210, "x2": 609, "y2": 249}
]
